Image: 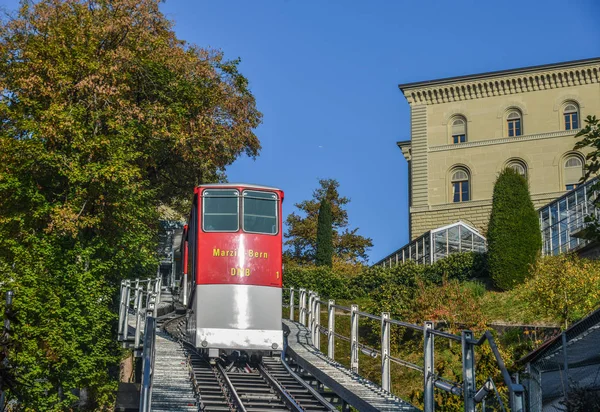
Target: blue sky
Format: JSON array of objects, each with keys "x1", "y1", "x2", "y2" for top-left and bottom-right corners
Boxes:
[{"x1": 2, "y1": 0, "x2": 600, "y2": 262}]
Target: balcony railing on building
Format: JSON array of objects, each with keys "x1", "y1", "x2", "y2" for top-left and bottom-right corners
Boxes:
[
  {"x1": 374, "y1": 221, "x2": 487, "y2": 268},
  {"x1": 539, "y1": 177, "x2": 599, "y2": 256}
]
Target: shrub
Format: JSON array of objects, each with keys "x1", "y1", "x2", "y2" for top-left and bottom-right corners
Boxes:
[
  {"x1": 521, "y1": 254, "x2": 600, "y2": 328},
  {"x1": 487, "y1": 168, "x2": 541, "y2": 290},
  {"x1": 411, "y1": 278, "x2": 487, "y2": 333},
  {"x1": 282, "y1": 264, "x2": 350, "y2": 299},
  {"x1": 350, "y1": 261, "x2": 423, "y2": 296},
  {"x1": 422, "y1": 252, "x2": 488, "y2": 284}
]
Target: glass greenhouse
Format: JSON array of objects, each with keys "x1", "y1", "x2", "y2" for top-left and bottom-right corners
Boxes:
[
  {"x1": 539, "y1": 177, "x2": 598, "y2": 256},
  {"x1": 375, "y1": 221, "x2": 487, "y2": 268}
]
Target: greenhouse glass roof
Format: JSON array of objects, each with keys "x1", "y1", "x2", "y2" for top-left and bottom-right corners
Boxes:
[
  {"x1": 539, "y1": 177, "x2": 598, "y2": 256},
  {"x1": 374, "y1": 221, "x2": 486, "y2": 268}
]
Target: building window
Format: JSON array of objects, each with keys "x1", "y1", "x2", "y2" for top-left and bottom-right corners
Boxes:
[
  {"x1": 507, "y1": 159, "x2": 527, "y2": 178},
  {"x1": 563, "y1": 155, "x2": 583, "y2": 190},
  {"x1": 451, "y1": 117, "x2": 467, "y2": 144},
  {"x1": 451, "y1": 168, "x2": 470, "y2": 202},
  {"x1": 564, "y1": 103, "x2": 579, "y2": 130},
  {"x1": 507, "y1": 111, "x2": 522, "y2": 137}
]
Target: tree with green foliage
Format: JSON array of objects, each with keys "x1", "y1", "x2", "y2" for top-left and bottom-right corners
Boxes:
[
  {"x1": 574, "y1": 115, "x2": 600, "y2": 239},
  {"x1": 487, "y1": 168, "x2": 541, "y2": 290},
  {"x1": 284, "y1": 179, "x2": 373, "y2": 265},
  {"x1": 523, "y1": 254, "x2": 600, "y2": 328},
  {"x1": 0, "y1": 0, "x2": 261, "y2": 408},
  {"x1": 315, "y1": 198, "x2": 333, "y2": 267}
]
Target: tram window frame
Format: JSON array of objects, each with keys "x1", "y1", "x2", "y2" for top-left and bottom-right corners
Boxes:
[
  {"x1": 202, "y1": 189, "x2": 240, "y2": 232},
  {"x1": 242, "y1": 190, "x2": 279, "y2": 235}
]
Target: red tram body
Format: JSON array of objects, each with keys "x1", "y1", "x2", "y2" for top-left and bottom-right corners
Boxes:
[{"x1": 180, "y1": 184, "x2": 284, "y2": 357}]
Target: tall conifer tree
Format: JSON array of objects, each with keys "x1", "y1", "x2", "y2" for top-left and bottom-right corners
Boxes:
[
  {"x1": 487, "y1": 168, "x2": 541, "y2": 290},
  {"x1": 315, "y1": 199, "x2": 333, "y2": 267},
  {"x1": 285, "y1": 179, "x2": 372, "y2": 264}
]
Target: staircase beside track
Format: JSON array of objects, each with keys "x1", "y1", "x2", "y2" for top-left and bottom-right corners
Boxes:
[{"x1": 150, "y1": 330, "x2": 198, "y2": 411}]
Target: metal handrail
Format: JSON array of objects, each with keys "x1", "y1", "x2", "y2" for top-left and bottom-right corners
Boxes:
[
  {"x1": 386, "y1": 318, "x2": 425, "y2": 332},
  {"x1": 139, "y1": 316, "x2": 156, "y2": 412},
  {"x1": 388, "y1": 354, "x2": 424, "y2": 373},
  {"x1": 285, "y1": 286, "x2": 522, "y2": 412},
  {"x1": 357, "y1": 311, "x2": 382, "y2": 321}
]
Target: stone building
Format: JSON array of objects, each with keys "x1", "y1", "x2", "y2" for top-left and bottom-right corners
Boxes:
[{"x1": 398, "y1": 57, "x2": 600, "y2": 240}]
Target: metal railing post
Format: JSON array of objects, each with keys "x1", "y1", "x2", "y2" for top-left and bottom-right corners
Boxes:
[
  {"x1": 462, "y1": 330, "x2": 476, "y2": 412},
  {"x1": 314, "y1": 297, "x2": 321, "y2": 350},
  {"x1": 139, "y1": 315, "x2": 156, "y2": 412},
  {"x1": 133, "y1": 279, "x2": 140, "y2": 310},
  {"x1": 118, "y1": 281, "x2": 126, "y2": 340},
  {"x1": 134, "y1": 287, "x2": 144, "y2": 355},
  {"x1": 350, "y1": 304, "x2": 359, "y2": 373},
  {"x1": 327, "y1": 300, "x2": 335, "y2": 360},
  {"x1": 381, "y1": 313, "x2": 391, "y2": 392},
  {"x1": 423, "y1": 321, "x2": 434, "y2": 412},
  {"x1": 299, "y1": 289, "x2": 306, "y2": 326},
  {"x1": 289, "y1": 288, "x2": 295, "y2": 321},
  {"x1": 147, "y1": 292, "x2": 157, "y2": 319},
  {"x1": 123, "y1": 280, "x2": 131, "y2": 341},
  {"x1": 157, "y1": 277, "x2": 162, "y2": 304},
  {"x1": 308, "y1": 292, "x2": 315, "y2": 338}
]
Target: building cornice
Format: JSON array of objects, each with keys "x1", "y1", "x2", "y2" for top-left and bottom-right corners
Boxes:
[
  {"x1": 397, "y1": 140, "x2": 411, "y2": 161},
  {"x1": 400, "y1": 60, "x2": 600, "y2": 106},
  {"x1": 429, "y1": 129, "x2": 579, "y2": 152}
]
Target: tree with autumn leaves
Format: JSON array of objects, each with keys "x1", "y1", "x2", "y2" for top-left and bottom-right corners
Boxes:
[
  {"x1": 285, "y1": 179, "x2": 373, "y2": 267},
  {"x1": 0, "y1": 0, "x2": 261, "y2": 408}
]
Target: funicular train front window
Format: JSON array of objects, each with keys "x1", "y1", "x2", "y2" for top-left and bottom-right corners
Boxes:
[
  {"x1": 243, "y1": 190, "x2": 278, "y2": 234},
  {"x1": 202, "y1": 190, "x2": 239, "y2": 232}
]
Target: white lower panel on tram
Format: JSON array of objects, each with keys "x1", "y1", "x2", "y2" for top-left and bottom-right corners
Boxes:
[{"x1": 187, "y1": 284, "x2": 283, "y2": 351}]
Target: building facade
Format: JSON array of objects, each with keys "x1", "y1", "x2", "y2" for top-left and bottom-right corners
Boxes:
[{"x1": 399, "y1": 58, "x2": 600, "y2": 240}]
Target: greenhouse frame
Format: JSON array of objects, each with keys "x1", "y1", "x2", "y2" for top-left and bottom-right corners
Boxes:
[
  {"x1": 539, "y1": 177, "x2": 598, "y2": 256},
  {"x1": 375, "y1": 221, "x2": 487, "y2": 268}
]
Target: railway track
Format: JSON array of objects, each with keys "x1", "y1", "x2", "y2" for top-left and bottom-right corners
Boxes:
[{"x1": 162, "y1": 315, "x2": 336, "y2": 412}]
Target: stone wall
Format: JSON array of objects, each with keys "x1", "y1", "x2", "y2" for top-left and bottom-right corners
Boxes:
[{"x1": 411, "y1": 195, "x2": 559, "y2": 239}]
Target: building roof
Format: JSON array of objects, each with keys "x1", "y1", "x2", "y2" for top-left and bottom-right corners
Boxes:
[
  {"x1": 197, "y1": 183, "x2": 283, "y2": 192},
  {"x1": 519, "y1": 306, "x2": 600, "y2": 405},
  {"x1": 373, "y1": 220, "x2": 486, "y2": 267},
  {"x1": 398, "y1": 57, "x2": 600, "y2": 91}
]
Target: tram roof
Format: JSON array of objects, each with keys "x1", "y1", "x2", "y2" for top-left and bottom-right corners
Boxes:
[{"x1": 197, "y1": 183, "x2": 283, "y2": 192}]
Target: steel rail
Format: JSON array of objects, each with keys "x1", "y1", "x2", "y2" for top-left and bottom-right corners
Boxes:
[
  {"x1": 257, "y1": 363, "x2": 303, "y2": 411},
  {"x1": 163, "y1": 313, "x2": 333, "y2": 411},
  {"x1": 216, "y1": 362, "x2": 248, "y2": 412},
  {"x1": 162, "y1": 315, "x2": 237, "y2": 411}
]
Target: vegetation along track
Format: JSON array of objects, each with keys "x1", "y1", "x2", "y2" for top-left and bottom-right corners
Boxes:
[{"x1": 162, "y1": 315, "x2": 336, "y2": 411}]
